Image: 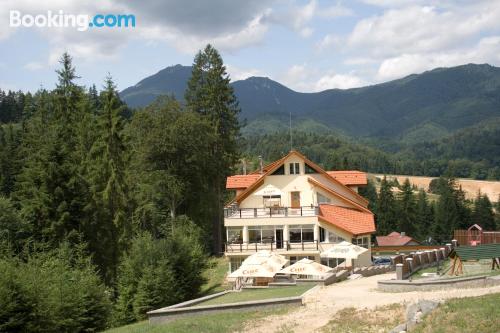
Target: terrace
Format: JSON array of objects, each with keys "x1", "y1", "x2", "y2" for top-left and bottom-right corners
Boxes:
[{"x1": 224, "y1": 206, "x2": 319, "y2": 219}]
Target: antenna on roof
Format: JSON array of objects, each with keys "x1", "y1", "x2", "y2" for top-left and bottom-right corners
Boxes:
[{"x1": 289, "y1": 111, "x2": 293, "y2": 151}]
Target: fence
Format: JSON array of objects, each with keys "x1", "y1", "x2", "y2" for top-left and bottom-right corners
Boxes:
[
  {"x1": 392, "y1": 245, "x2": 453, "y2": 280},
  {"x1": 453, "y1": 230, "x2": 500, "y2": 246}
]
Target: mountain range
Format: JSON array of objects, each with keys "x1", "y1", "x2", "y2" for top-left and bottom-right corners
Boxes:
[{"x1": 119, "y1": 63, "x2": 500, "y2": 142}]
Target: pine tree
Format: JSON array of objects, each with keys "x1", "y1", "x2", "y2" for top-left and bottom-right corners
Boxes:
[
  {"x1": 415, "y1": 189, "x2": 434, "y2": 241},
  {"x1": 375, "y1": 176, "x2": 398, "y2": 235},
  {"x1": 397, "y1": 179, "x2": 417, "y2": 236},
  {"x1": 185, "y1": 44, "x2": 241, "y2": 252},
  {"x1": 85, "y1": 76, "x2": 130, "y2": 285},
  {"x1": 472, "y1": 193, "x2": 495, "y2": 230},
  {"x1": 433, "y1": 178, "x2": 460, "y2": 242},
  {"x1": 358, "y1": 179, "x2": 377, "y2": 211}
]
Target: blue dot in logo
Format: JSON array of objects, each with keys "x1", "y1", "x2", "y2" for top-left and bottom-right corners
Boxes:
[{"x1": 89, "y1": 22, "x2": 93, "y2": 27}]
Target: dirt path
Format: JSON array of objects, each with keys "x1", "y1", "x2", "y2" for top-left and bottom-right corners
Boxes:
[{"x1": 242, "y1": 273, "x2": 500, "y2": 333}]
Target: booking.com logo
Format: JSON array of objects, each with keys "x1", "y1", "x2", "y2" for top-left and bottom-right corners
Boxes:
[{"x1": 9, "y1": 10, "x2": 136, "y2": 31}]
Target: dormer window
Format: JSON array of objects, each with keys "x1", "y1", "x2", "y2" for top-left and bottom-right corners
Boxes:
[{"x1": 289, "y1": 162, "x2": 300, "y2": 175}]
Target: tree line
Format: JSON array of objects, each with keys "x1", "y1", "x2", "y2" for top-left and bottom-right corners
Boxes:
[
  {"x1": 0, "y1": 45, "x2": 239, "y2": 331},
  {"x1": 242, "y1": 130, "x2": 500, "y2": 180},
  {"x1": 360, "y1": 177, "x2": 500, "y2": 243}
]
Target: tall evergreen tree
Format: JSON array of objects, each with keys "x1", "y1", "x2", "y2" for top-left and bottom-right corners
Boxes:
[
  {"x1": 471, "y1": 193, "x2": 495, "y2": 230},
  {"x1": 185, "y1": 44, "x2": 240, "y2": 252},
  {"x1": 415, "y1": 189, "x2": 434, "y2": 241},
  {"x1": 85, "y1": 76, "x2": 130, "y2": 285},
  {"x1": 397, "y1": 178, "x2": 417, "y2": 236},
  {"x1": 375, "y1": 176, "x2": 398, "y2": 235},
  {"x1": 358, "y1": 179, "x2": 377, "y2": 212}
]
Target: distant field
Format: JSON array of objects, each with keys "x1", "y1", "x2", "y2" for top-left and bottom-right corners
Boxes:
[{"x1": 371, "y1": 174, "x2": 500, "y2": 202}]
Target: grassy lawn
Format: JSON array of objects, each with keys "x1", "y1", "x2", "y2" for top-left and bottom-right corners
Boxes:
[
  {"x1": 319, "y1": 303, "x2": 405, "y2": 333},
  {"x1": 200, "y1": 256, "x2": 229, "y2": 295},
  {"x1": 413, "y1": 293, "x2": 500, "y2": 333},
  {"x1": 103, "y1": 306, "x2": 292, "y2": 333},
  {"x1": 197, "y1": 284, "x2": 315, "y2": 306}
]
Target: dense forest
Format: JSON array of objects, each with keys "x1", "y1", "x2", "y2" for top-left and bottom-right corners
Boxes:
[
  {"x1": 242, "y1": 128, "x2": 500, "y2": 180},
  {"x1": 0, "y1": 45, "x2": 239, "y2": 331}
]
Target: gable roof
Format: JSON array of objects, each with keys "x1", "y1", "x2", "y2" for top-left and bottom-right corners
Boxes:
[
  {"x1": 318, "y1": 204, "x2": 375, "y2": 236},
  {"x1": 228, "y1": 150, "x2": 369, "y2": 207},
  {"x1": 227, "y1": 170, "x2": 367, "y2": 189},
  {"x1": 326, "y1": 171, "x2": 367, "y2": 186},
  {"x1": 226, "y1": 174, "x2": 262, "y2": 189},
  {"x1": 376, "y1": 232, "x2": 419, "y2": 246},
  {"x1": 307, "y1": 177, "x2": 371, "y2": 213}
]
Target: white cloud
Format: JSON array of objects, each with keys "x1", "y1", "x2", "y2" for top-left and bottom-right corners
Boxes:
[
  {"x1": 315, "y1": 72, "x2": 367, "y2": 90},
  {"x1": 318, "y1": 2, "x2": 354, "y2": 19},
  {"x1": 226, "y1": 64, "x2": 263, "y2": 81},
  {"x1": 317, "y1": 34, "x2": 342, "y2": 50},
  {"x1": 376, "y1": 36, "x2": 500, "y2": 80},
  {"x1": 24, "y1": 61, "x2": 44, "y2": 70},
  {"x1": 346, "y1": 3, "x2": 500, "y2": 58}
]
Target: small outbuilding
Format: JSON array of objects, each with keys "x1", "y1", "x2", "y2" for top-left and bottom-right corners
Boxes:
[{"x1": 376, "y1": 231, "x2": 420, "y2": 247}]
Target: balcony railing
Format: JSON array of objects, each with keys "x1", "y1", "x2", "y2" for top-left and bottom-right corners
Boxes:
[
  {"x1": 225, "y1": 240, "x2": 320, "y2": 253},
  {"x1": 224, "y1": 206, "x2": 319, "y2": 219}
]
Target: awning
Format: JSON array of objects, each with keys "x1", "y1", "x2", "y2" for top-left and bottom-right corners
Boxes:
[
  {"x1": 254, "y1": 184, "x2": 283, "y2": 197},
  {"x1": 321, "y1": 241, "x2": 369, "y2": 259},
  {"x1": 279, "y1": 258, "x2": 332, "y2": 277}
]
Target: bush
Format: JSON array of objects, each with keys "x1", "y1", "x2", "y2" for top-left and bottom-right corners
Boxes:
[
  {"x1": 0, "y1": 244, "x2": 111, "y2": 332},
  {"x1": 113, "y1": 217, "x2": 207, "y2": 325}
]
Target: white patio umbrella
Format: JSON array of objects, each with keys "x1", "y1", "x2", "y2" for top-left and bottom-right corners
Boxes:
[
  {"x1": 228, "y1": 262, "x2": 277, "y2": 278},
  {"x1": 279, "y1": 258, "x2": 332, "y2": 277},
  {"x1": 254, "y1": 184, "x2": 283, "y2": 196},
  {"x1": 242, "y1": 250, "x2": 288, "y2": 270},
  {"x1": 321, "y1": 241, "x2": 368, "y2": 259},
  {"x1": 321, "y1": 241, "x2": 369, "y2": 268}
]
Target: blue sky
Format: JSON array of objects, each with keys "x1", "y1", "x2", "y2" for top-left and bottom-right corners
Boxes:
[{"x1": 1, "y1": 0, "x2": 500, "y2": 92}]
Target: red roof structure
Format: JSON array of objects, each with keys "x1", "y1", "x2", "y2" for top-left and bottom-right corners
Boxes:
[
  {"x1": 326, "y1": 171, "x2": 367, "y2": 186},
  {"x1": 226, "y1": 174, "x2": 262, "y2": 189},
  {"x1": 318, "y1": 204, "x2": 375, "y2": 236},
  {"x1": 376, "y1": 232, "x2": 420, "y2": 246}
]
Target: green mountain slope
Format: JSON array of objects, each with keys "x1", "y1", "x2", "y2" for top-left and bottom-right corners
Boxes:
[{"x1": 120, "y1": 63, "x2": 500, "y2": 141}]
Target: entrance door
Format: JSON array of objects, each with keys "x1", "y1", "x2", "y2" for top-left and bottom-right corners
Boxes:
[
  {"x1": 276, "y1": 229, "x2": 283, "y2": 249},
  {"x1": 291, "y1": 191, "x2": 300, "y2": 208}
]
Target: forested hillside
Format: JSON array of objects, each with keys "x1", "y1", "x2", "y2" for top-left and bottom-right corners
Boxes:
[{"x1": 0, "y1": 46, "x2": 239, "y2": 331}]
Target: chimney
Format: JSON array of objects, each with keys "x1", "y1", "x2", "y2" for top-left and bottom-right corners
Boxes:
[
  {"x1": 259, "y1": 156, "x2": 263, "y2": 174},
  {"x1": 401, "y1": 232, "x2": 406, "y2": 237}
]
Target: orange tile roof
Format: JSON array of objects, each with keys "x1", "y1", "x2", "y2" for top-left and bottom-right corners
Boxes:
[
  {"x1": 318, "y1": 204, "x2": 375, "y2": 236},
  {"x1": 326, "y1": 171, "x2": 367, "y2": 186},
  {"x1": 376, "y1": 232, "x2": 419, "y2": 246},
  {"x1": 226, "y1": 174, "x2": 262, "y2": 189}
]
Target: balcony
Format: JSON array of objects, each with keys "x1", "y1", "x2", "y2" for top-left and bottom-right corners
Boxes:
[
  {"x1": 225, "y1": 240, "x2": 321, "y2": 253},
  {"x1": 224, "y1": 206, "x2": 319, "y2": 219}
]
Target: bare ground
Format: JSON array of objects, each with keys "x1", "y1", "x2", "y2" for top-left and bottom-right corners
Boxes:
[
  {"x1": 241, "y1": 273, "x2": 500, "y2": 333},
  {"x1": 371, "y1": 174, "x2": 500, "y2": 202}
]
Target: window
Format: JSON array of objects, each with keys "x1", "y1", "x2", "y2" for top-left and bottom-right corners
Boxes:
[
  {"x1": 352, "y1": 237, "x2": 369, "y2": 248},
  {"x1": 289, "y1": 225, "x2": 314, "y2": 243},
  {"x1": 317, "y1": 192, "x2": 331, "y2": 204},
  {"x1": 249, "y1": 227, "x2": 262, "y2": 243},
  {"x1": 248, "y1": 226, "x2": 277, "y2": 243},
  {"x1": 263, "y1": 195, "x2": 281, "y2": 208},
  {"x1": 319, "y1": 227, "x2": 325, "y2": 242},
  {"x1": 230, "y1": 257, "x2": 243, "y2": 272},
  {"x1": 329, "y1": 233, "x2": 345, "y2": 243},
  {"x1": 321, "y1": 258, "x2": 345, "y2": 268},
  {"x1": 305, "y1": 163, "x2": 317, "y2": 174},
  {"x1": 261, "y1": 226, "x2": 274, "y2": 243},
  {"x1": 272, "y1": 165, "x2": 285, "y2": 175},
  {"x1": 289, "y1": 162, "x2": 300, "y2": 175},
  {"x1": 227, "y1": 228, "x2": 242, "y2": 244}
]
